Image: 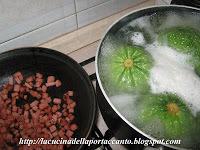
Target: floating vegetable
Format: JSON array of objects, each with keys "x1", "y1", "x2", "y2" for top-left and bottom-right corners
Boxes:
[
  {"x1": 108, "y1": 45, "x2": 153, "y2": 91},
  {"x1": 136, "y1": 93, "x2": 195, "y2": 138},
  {"x1": 158, "y1": 27, "x2": 200, "y2": 76}
]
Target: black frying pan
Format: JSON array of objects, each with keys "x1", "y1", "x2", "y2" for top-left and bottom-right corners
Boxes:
[{"x1": 0, "y1": 47, "x2": 96, "y2": 150}]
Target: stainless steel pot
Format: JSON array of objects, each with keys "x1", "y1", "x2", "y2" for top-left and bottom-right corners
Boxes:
[{"x1": 95, "y1": 5, "x2": 200, "y2": 150}]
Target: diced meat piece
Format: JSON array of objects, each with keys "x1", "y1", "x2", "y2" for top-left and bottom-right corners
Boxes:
[
  {"x1": 55, "y1": 80, "x2": 61, "y2": 87},
  {"x1": 66, "y1": 130, "x2": 74, "y2": 138},
  {"x1": 24, "y1": 104, "x2": 30, "y2": 110},
  {"x1": 24, "y1": 82, "x2": 32, "y2": 89},
  {"x1": 30, "y1": 91, "x2": 41, "y2": 99},
  {"x1": 14, "y1": 84, "x2": 20, "y2": 92},
  {"x1": 12, "y1": 106, "x2": 18, "y2": 112},
  {"x1": 42, "y1": 93, "x2": 48, "y2": 99},
  {"x1": 68, "y1": 108, "x2": 74, "y2": 113},
  {"x1": 11, "y1": 92, "x2": 18, "y2": 98},
  {"x1": 69, "y1": 102, "x2": 76, "y2": 108},
  {"x1": 39, "y1": 103, "x2": 48, "y2": 110},
  {"x1": 30, "y1": 101, "x2": 39, "y2": 108},
  {"x1": 53, "y1": 98, "x2": 61, "y2": 104},
  {"x1": 49, "y1": 125, "x2": 57, "y2": 133},
  {"x1": 70, "y1": 124, "x2": 78, "y2": 131},
  {"x1": 58, "y1": 130, "x2": 65, "y2": 137},
  {"x1": 56, "y1": 112, "x2": 62, "y2": 118},
  {"x1": 15, "y1": 77, "x2": 21, "y2": 84},
  {"x1": 47, "y1": 76, "x2": 55, "y2": 83},
  {"x1": 35, "y1": 82, "x2": 42, "y2": 88},
  {"x1": 32, "y1": 106, "x2": 38, "y2": 111},
  {"x1": 20, "y1": 86, "x2": 26, "y2": 93},
  {"x1": 45, "y1": 82, "x2": 56, "y2": 87},
  {"x1": 68, "y1": 114, "x2": 75, "y2": 121},
  {"x1": 41, "y1": 85, "x2": 47, "y2": 92},
  {"x1": 67, "y1": 91, "x2": 74, "y2": 97},
  {"x1": 36, "y1": 78, "x2": 43, "y2": 83}
]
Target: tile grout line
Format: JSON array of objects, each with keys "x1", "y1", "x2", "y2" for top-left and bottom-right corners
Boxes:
[{"x1": 73, "y1": 0, "x2": 79, "y2": 29}]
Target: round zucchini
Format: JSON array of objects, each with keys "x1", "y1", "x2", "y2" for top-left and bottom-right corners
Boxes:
[
  {"x1": 108, "y1": 45, "x2": 153, "y2": 91},
  {"x1": 136, "y1": 93, "x2": 195, "y2": 138}
]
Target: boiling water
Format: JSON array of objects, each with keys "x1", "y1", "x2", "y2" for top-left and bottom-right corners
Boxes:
[{"x1": 98, "y1": 11, "x2": 200, "y2": 148}]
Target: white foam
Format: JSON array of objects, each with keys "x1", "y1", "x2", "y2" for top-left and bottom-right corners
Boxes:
[
  {"x1": 131, "y1": 32, "x2": 146, "y2": 46},
  {"x1": 110, "y1": 94, "x2": 138, "y2": 123},
  {"x1": 146, "y1": 43, "x2": 200, "y2": 115}
]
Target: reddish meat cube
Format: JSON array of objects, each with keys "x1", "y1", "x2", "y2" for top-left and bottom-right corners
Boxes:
[
  {"x1": 32, "y1": 106, "x2": 38, "y2": 111},
  {"x1": 30, "y1": 101, "x2": 39, "y2": 108},
  {"x1": 62, "y1": 111, "x2": 68, "y2": 117},
  {"x1": 24, "y1": 111, "x2": 29, "y2": 118},
  {"x1": 14, "y1": 72, "x2": 23, "y2": 81},
  {"x1": 58, "y1": 130, "x2": 65, "y2": 137},
  {"x1": 42, "y1": 93, "x2": 48, "y2": 99},
  {"x1": 11, "y1": 92, "x2": 19, "y2": 98},
  {"x1": 64, "y1": 124, "x2": 69, "y2": 130},
  {"x1": 14, "y1": 84, "x2": 20, "y2": 92},
  {"x1": 20, "y1": 86, "x2": 26, "y2": 93},
  {"x1": 39, "y1": 103, "x2": 48, "y2": 110},
  {"x1": 70, "y1": 124, "x2": 78, "y2": 131},
  {"x1": 45, "y1": 121, "x2": 51, "y2": 127},
  {"x1": 15, "y1": 77, "x2": 21, "y2": 84},
  {"x1": 24, "y1": 104, "x2": 30, "y2": 110},
  {"x1": 12, "y1": 106, "x2": 18, "y2": 112},
  {"x1": 42, "y1": 85, "x2": 47, "y2": 92},
  {"x1": 46, "y1": 97, "x2": 52, "y2": 103},
  {"x1": 30, "y1": 90, "x2": 41, "y2": 99},
  {"x1": 45, "y1": 82, "x2": 56, "y2": 87},
  {"x1": 35, "y1": 81, "x2": 42, "y2": 88},
  {"x1": 55, "y1": 80, "x2": 61, "y2": 87},
  {"x1": 66, "y1": 130, "x2": 74, "y2": 138},
  {"x1": 69, "y1": 102, "x2": 76, "y2": 108},
  {"x1": 56, "y1": 112, "x2": 62, "y2": 118},
  {"x1": 53, "y1": 98, "x2": 61, "y2": 104},
  {"x1": 68, "y1": 108, "x2": 74, "y2": 113},
  {"x1": 24, "y1": 82, "x2": 32, "y2": 89},
  {"x1": 49, "y1": 125, "x2": 57, "y2": 133},
  {"x1": 36, "y1": 78, "x2": 43, "y2": 83},
  {"x1": 47, "y1": 76, "x2": 55, "y2": 83},
  {"x1": 67, "y1": 91, "x2": 74, "y2": 96},
  {"x1": 68, "y1": 114, "x2": 75, "y2": 121}
]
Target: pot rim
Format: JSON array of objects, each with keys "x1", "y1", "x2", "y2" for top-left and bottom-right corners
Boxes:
[{"x1": 95, "y1": 5, "x2": 200, "y2": 150}]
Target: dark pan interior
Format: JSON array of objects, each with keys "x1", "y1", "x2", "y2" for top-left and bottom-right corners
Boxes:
[{"x1": 0, "y1": 47, "x2": 96, "y2": 150}]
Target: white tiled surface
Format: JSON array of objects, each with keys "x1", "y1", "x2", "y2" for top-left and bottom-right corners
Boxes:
[
  {"x1": 75, "y1": 0, "x2": 110, "y2": 12},
  {"x1": 0, "y1": 15, "x2": 77, "y2": 52},
  {"x1": 77, "y1": 0, "x2": 146, "y2": 28},
  {"x1": 0, "y1": 0, "x2": 75, "y2": 44},
  {"x1": 0, "y1": 0, "x2": 155, "y2": 52}
]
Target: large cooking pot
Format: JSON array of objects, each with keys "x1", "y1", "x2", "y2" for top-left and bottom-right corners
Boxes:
[
  {"x1": 96, "y1": 5, "x2": 200, "y2": 150},
  {"x1": 0, "y1": 47, "x2": 96, "y2": 150}
]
